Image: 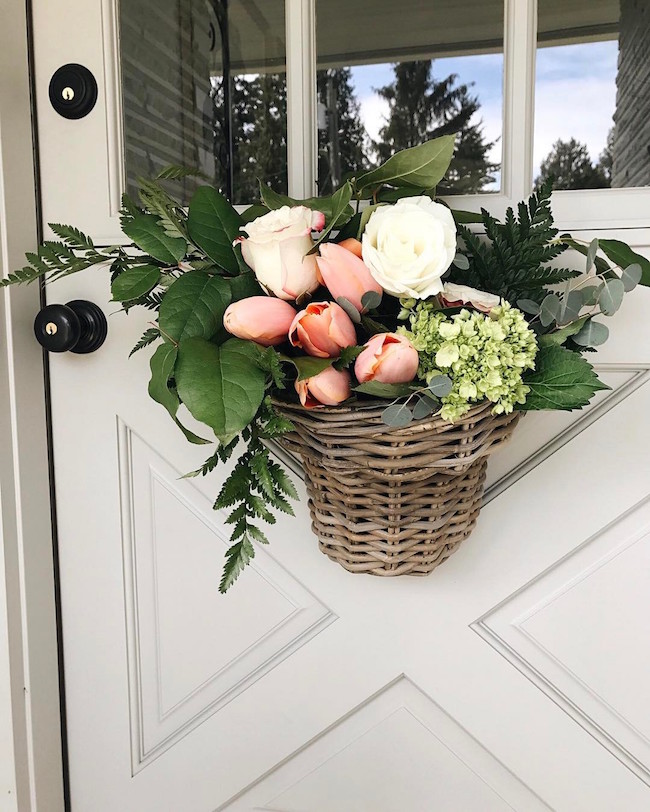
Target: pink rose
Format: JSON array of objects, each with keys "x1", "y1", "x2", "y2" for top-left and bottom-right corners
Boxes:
[
  {"x1": 223, "y1": 296, "x2": 296, "y2": 346},
  {"x1": 315, "y1": 242, "x2": 383, "y2": 313},
  {"x1": 440, "y1": 283, "x2": 500, "y2": 313},
  {"x1": 355, "y1": 333, "x2": 419, "y2": 384},
  {"x1": 289, "y1": 301, "x2": 357, "y2": 358},
  {"x1": 236, "y1": 206, "x2": 325, "y2": 300},
  {"x1": 295, "y1": 366, "x2": 351, "y2": 407}
]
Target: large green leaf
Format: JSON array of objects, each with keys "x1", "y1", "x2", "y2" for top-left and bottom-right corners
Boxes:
[
  {"x1": 354, "y1": 135, "x2": 455, "y2": 192},
  {"x1": 559, "y1": 235, "x2": 612, "y2": 275},
  {"x1": 111, "y1": 264, "x2": 160, "y2": 302},
  {"x1": 599, "y1": 239, "x2": 650, "y2": 286},
  {"x1": 159, "y1": 271, "x2": 231, "y2": 343},
  {"x1": 521, "y1": 345, "x2": 609, "y2": 410},
  {"x1": 187, "y1": 186, "x2": 242, "y2": 274},
  {"x1": 122, "y1": 213, "x2": 187, "y2": 263},
  {"x1": 148, "y1": 343, "x2": 208, "y2": 444},
  {"x1": 259, "y1": 184, "x2": 354, "y2": 228},
  {"x1": 175, "y1": 337, "x2": 266, "y2": 444},
  {"x1": 228, "y1": 272, "x2": 264, "y2": 301},
  {"x1": 354, "y1": 381, "x2": 414, "y2": 399},
  {"x1": 308, "y1": 182, "x2": 353, "y2": 254},
  {"x1": 280, "y1": 354, "x2": 334, "y2": 381}
]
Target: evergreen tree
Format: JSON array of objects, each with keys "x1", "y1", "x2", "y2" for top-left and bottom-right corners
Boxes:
[
  {"x1": 317, "y1": 68, "x2": 369, "y2": 194},
  {"x1": 374, "y1": 61, "x2": 498, "y2": 194},
  {"x1": 535, "y1": 138, "x2": 610, "y2": 191}
]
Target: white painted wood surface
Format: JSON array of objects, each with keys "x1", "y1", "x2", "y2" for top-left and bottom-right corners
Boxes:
[{"x1": 26, "y1": 0, "x2": 650, "y2": 809}]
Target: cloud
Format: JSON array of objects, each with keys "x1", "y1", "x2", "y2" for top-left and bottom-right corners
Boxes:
[{"x1": 359, "y1": 93, "x2": 390, "y2": 143}]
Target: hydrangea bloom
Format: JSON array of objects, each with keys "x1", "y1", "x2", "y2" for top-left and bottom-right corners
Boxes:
[{"x1": 400, "y1": 301, "x2": 538, "y2": 421}]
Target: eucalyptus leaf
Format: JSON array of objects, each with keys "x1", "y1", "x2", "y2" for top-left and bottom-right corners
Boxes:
[
  {"x1": 539, "y1": 293, "x2": 561, "y2": 327},
  {"x1": 580, "y1": 284, "x2": 603, "y2": 306},
  {"x1": 598, "y1": 277, "x2": 625, "y2": 316},
  {"x1": 573, "y1": 319, "x2": 609, "y2": 347},
  {"x1": 122, "y1": 212, "x2": 186, "y2": 264},
  {"x1": 521, "y1": 345, "x2": 609, "y2": 410},
  {"x1": 412, "y1": 396, "x2": 436, "y2": 420},
  {"x1": 354, "y1": 381, "x2": 414, "y2": 399},
  {"x1": 336, "y1": 296, "x2": 362, "y2": 323},
  {"x1": 453, "y1": 253, "x2": 470, "y2": 270},
  {"x1": 355, "y1": 135, "x2": 455, "y2": 192},
  {"x1": 516, "y1": 299, "x2": 541, "y2": 315},
  {"x1": 159, "y1": 271, "x2": 231, "y2": 343},
  {"x1": 148, "y1": 343, "x2": 208, "y2": 444},
  {"x1": 585, "y1": 238, "x2": 599, "y2": 273},
  {"x1": 621, "y1": 263, "x2": 642, "y2": 292},
  {"x1": 428, "y1": 374, "x2": 453, "y2": 397},
  {"x1": 538, "y1": 316, "x2": 588, "y2": 347},
  {"x1": 187, "y1": 186, "x2": 242, "y2": 274},
  {"x1": 175, "y1": 337, "x2": 266, "y2": 445},
  {"x1": 559, "y1": 235, "x2": 612, "y2": 275},
  {"x1": 111, "y1": 264, "x2": 160, "y2": 302},
  {"x1": 599, "y1": 239, "x2": 650, "y2": 286},
  {"x1": 381, "y1": 403, "x2": 414, "y2": 427},
  {"x1": 557, "y1": 290, "x2": 584, "y2": 326}
]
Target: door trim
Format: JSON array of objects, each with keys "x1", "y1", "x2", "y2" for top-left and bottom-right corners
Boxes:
[{"x1": 0, "y1": 0, "x2": 65, "y2": 808}]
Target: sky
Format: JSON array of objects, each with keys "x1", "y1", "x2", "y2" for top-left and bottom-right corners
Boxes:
[{"x1": 345, "y1": 39, "x2": 618, "y2": 189}]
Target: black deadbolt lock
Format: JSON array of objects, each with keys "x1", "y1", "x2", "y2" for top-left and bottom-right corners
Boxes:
[
  {"x1": 49, "y1": 64, "x2": 98, "y2": 119},
  {"x1": 34, "y1": 300, "x2": 107, "y2": 354}
]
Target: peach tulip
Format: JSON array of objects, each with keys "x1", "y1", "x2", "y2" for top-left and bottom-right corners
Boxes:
[
  {"x1": 337, "y1": 237, "x2": 363, "y2": 258},
  {"x1": 289, "y1": 301, "x2": 357, "y2": 358},
  {"x1": 316, "y1": 242, "x2": 383, "y2": 313},
  {"x1": 224, "y1": 296, "x2": 296, "y2": 346},
  {"x1": 355, "y1": 333, "x2": 419, "y2": 384},
  {"x1": 295, "y1": 366, "x2": 351, "y2": 407}
]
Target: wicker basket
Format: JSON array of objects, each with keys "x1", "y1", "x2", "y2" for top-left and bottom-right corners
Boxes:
[{"x1": 274, "y1": 398, "x2": 520, "y2": 577}]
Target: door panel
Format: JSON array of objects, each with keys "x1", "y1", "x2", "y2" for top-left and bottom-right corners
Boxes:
[{"x1": 32, "y1": 0, "x2": 650, "y2": 809}]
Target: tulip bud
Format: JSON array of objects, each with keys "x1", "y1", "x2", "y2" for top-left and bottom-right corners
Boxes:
[
  {"x1": 355, "y1": 332, "x2": 419, "y2": 384},
  {"x1": 224, "y1": 296, "x2": 296, "y2": 346},
  {"x1": 289, "y1": 301, "x2": 357, "y2": 358},
  {"x1": 316, "y1": 242, "x2": 383, "y2": 314},
  {"x1": 295, "y1": 366, "x2": 351, "y2": 407},
  {"x1": 337, "y1": 237, "x2": 363, "y2": 258}
]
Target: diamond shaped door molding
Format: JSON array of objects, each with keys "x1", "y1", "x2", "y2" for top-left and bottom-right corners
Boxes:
[
  {"x1": 474, "y1": 496, "x2": 650, "y2": 785},
  {"x1": 220, "y1": 676, "x2": 551, "y2": 811},
  {"x1": 117, "y1": 422, "x2": 335, "y2": 772}
]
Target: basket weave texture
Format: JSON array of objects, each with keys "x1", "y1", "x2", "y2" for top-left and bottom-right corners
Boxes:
[{"x1": 274, "y1": 398, "x2": 520, "y2": 577}]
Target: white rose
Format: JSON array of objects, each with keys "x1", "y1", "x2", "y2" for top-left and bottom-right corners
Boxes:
[
  {"x1": 237, "y1": 206, "x2": 325, "y2": 300},
  {"x1": 361, "y1": 196, "x2": 456, "y2": 299},
  {"x1": 441, "y1": 282, "x2": 500, "y2": 313}
]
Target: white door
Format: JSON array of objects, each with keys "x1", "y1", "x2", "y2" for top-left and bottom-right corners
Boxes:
[{"x1": 29, "y1": 0, "x2": 650, "y2": 810}]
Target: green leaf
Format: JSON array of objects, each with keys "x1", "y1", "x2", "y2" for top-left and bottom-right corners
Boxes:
[
  {"x1": 240, "y1": 204, "x2": 269, "y2": 224},
  {"x1": 354, "y1": 381, "x2": 414, "y2": 399},
  {"x1": 155, "y1": 165, "x2": 206, "y2": 181},
  {"x1": 335, "y1": 345, "x2": 364, "y2": 369},
  {"x1": 148, "y1": 343, "x2": 208, "y2": 444},
  {"x1": 381, "y1": 403, "x2": 413, "y2": 427},
  {"x1": 573, "y1": 319, "x2": 609, "y2": 347},
  {"x1": 521, "y1": 345, "x2": 610, "y2": 410},
  {"x1": 599, "y1": 239, "x2": 650, "y2": 286},
  {"x1": 228, "y1": 271, "x2": 263, "y2": 301},
  {"x1": 334, "y1": 212, "x2": 362, "y2": 243},
  {"x1": 357, "y1": 203, "x2": 384, "y2": 239},
  {"x1": 450, "y1": 209, "x2": 485, "y2": 225},
  {"x1": 539, "y1": 316, "x2": 588, "y2": 347},
  {"x1": 355, "y1": 135, "x2": 455, "y2": 192},
  {"x1": 308, "y1": 182, "x2": 353, "y2": 254},
  {"x1": 539, "y1": 293, "x2": 561, "y2": 327},
  {"x1": 557, "y1": 290, "x2": 583, "y2": 326},
  {"x1": 598, "y1": 278, "x2": 625, "y2": 316},
  {"x1": 428, "y1": 374, "x2": 453, "y2": 397},
  {"x1": 285, "y1": 355, "x2": 334, "y2": 381},
  {"x1": 580, "y1": 285, "x2": 603, "y2": 306},
  {"x1": 517, "y1": 299, "x2": 541, "y2": 315},
  {"x1": 258, "y1": 184, "x2": 354, "y2": 228},
  {"x1": 175, "y1": 337, "x2": 266, "y2": 444},
  {"x1": 375, "y1": 186, "x2": 429, "y2": 203},
  {"x1": 129, "y1": 326, "x2": 161, "y2": 357},
  {"x1": 111, "y1": 264, "x2": 160, "y2": 302},
  {"x1": 122, "y1": 212, "x2": 186, "y2": 263},
  {"x1": 361, "y1": 290, "x2": 382, "y2": 310},
  {"x1": 559, "y1": 235, "x2": 612, "y2": 275},
  {"x1": 585, "y1": 238, "x2": 599, "y2": 273},
  {"x1": 159, "y1": 271, "x2": 231, "y2": 343},
  {"x1": 412, "y1": 395, "x2": 435, "y2": 419},
  {"x1": 621, "y1": 263, "x2": 642, "y2": 292},
  {"x1": 219, "y1": 539, "x2": 255, "y2": 593},
  {"x1": 453, "y1": 253, "x2": 470, "y2": 271},
  {"x1": 187, "y1": 186, "x2": 242, "y2": 274}
]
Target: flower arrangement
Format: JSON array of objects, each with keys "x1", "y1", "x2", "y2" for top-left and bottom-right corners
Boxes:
[{"x1": 3, "y1": 136, "x2": 648, "y2": 589}]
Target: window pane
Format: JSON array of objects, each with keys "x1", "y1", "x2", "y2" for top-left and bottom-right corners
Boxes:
[
  {"x1": 120, "y1": 0, "x2": 287, "y2": 205},
  {"x1": 535, "y1": 0, "x2": 650, "y2": 190},
  {"x1": 315, "y1": 0, "x2": 504, "y2": 195}
]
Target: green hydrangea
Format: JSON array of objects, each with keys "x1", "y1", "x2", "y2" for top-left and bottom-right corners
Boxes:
[{"x1": 400, "y1": 301, "x2": 538, "y2": 422}]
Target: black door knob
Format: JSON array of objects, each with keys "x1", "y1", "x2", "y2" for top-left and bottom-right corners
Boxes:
[
  {"x1": 48, "y1": 64, "x2": 98, "y2": 119},
  {"x1": 34, "y1": 300, "x2": 107, "y2": 354}
]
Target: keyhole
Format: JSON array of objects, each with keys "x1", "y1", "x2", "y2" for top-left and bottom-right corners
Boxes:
[
  {"x1": 61, "y1": 87, "x2": 75, "y2": 101},
  {"x1": 45, "y1": 322, "x2": 58, "y2": 335}
]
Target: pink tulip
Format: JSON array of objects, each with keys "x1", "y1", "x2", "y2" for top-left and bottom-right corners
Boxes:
[
  {"x1": 289, "y1": 301, "x2": 357, "y2": 358},
  {"x1": 337, "y1": 237, "x2": 363, "y2": 258},
  {"x1": 224, "y1": 296, "x2": 296, "y2": 346},
  {"x1": 355, "y1": 333, "x2": 419, "y2": 384},
  {"x1": 295, "y1": 366, "x2": 351, "y2": 408},
  {"x1": 316, "y1": 242, "x2": 383, "y2": 313}
]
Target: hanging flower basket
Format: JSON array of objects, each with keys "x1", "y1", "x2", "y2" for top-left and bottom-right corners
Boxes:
[{"x1": 274, "y1": 398, "x2": 520, "y2": 576}]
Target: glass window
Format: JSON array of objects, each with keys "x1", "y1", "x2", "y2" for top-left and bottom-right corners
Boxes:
[
  {"x1": 535, "y1": 0, "x2": 650, "y2": 190},
  {"x1": 315, "y1": 0, "x2": 505, "y2": 195},
  {"x1": 120, "y1": 0, "x2": 287, "y2": 205}
]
